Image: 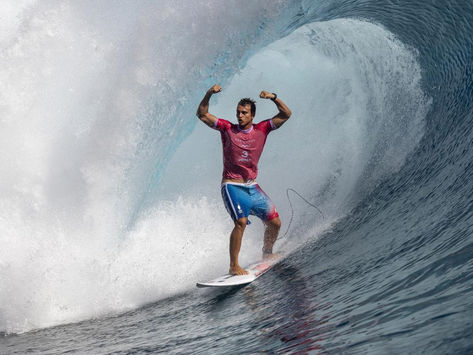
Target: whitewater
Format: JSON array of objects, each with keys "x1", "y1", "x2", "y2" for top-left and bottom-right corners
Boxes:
[{"x1": 1, "y1": 0, "x2": 472, "y2": 354}]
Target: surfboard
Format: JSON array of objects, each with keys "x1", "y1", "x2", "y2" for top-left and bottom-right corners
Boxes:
[{"x1": 196, "y1": 253, "x2": 284, "y2": 288}]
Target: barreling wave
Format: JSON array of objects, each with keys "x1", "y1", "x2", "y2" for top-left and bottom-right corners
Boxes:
[{"x1": 5, "y1": 3, "x2": 473, "y2": 349}]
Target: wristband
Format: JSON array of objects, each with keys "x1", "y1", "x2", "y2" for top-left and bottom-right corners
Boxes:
[{"x1": 271, "y1": 93, "x2": 277, "y2": 101}]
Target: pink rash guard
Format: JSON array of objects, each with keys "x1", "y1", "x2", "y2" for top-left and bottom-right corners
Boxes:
[{"x1": 213, "y1": 118, "x2": 277, "y2": 181}]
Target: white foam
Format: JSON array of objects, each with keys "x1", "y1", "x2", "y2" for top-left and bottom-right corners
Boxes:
[{"x1": 0, "y1": 1, "x2": 288, "y2": 333}]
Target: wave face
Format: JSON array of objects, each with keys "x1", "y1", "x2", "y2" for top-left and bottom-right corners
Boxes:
[{"x1": 1, "y1": 0, "x2": 473, "y2": 352}]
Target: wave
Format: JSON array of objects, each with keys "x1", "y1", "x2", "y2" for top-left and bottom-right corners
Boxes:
[{"x1": 0, "y1": 2, "x2": 430, "y2": 334}]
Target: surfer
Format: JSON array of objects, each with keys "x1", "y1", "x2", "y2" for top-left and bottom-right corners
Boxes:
[{"x1": 196, "y1": 84, "x2": 292, "y2": 275}]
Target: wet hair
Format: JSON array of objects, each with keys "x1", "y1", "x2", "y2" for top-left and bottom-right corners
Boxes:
[{"x1": 238, "y1": 98, "x2": 256, "y2": 116}]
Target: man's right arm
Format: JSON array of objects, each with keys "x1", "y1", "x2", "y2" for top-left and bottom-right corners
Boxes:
[{"x1": 196, "y1": 84, "x2": 221, "y2": 128}]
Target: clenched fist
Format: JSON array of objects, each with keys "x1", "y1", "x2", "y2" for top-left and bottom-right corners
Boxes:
[
  {"x1": 259, "y1": 90, "x2": 276, "y2": 100},
  {"x1": 208, "y1": 84, "x2": 222, "y2": 94}
]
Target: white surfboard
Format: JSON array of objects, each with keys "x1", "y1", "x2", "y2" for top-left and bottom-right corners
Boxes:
[{"x1": 196, "y1": 253, "x2": 284, "y2": 288}]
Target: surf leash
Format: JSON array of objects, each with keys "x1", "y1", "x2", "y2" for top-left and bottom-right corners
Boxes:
[{"x1": 279, "y1": 187, "x2": 325, "y2": 240}]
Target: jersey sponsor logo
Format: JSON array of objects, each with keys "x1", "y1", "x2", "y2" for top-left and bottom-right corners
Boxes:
[{"x1": 233, "y1": 137, "x2": 256, "y2": 148}]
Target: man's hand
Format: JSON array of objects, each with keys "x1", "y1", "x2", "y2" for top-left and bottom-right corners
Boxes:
[
  {"x1": 259, "y1": 90, "x2": 276, "y2": 100},
  {"x1": 209, "y1": 84, "x2": 222, "y2": 94}
]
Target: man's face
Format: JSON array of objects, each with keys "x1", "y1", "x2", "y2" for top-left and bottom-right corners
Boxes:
[{"x1": 236, "y1": 104, "x2": 254, "y2": 129}]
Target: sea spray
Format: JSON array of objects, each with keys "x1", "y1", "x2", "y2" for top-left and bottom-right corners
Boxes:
[{"x1": 0, "y1": 0, "x2": 290, "y2": 333}]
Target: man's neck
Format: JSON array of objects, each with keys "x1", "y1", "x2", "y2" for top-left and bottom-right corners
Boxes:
[{"x1": 238, "y1": 123, "x2": 253, "y2": 132}]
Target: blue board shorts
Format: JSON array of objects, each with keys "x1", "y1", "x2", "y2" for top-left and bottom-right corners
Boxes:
[{"x1": 221, "y1": 182, "x2": 279, "y2": 223}]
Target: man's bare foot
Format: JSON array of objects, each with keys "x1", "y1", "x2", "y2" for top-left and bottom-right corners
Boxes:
[
  {"x1": 262, "y1": 251, "x2": 282, "y2": 261},
  {"x1": 229, "y1": 265, "x2": 249, "y2": 275}
]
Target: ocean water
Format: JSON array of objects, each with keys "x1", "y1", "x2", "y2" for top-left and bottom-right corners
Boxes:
[{"x1": 1, "y1": 0, "x2": 472, "y2": 353}]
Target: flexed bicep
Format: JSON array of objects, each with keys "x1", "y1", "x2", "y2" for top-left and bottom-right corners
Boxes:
[{"x1": 196, "y1": 84, "x2": 221, "y2": 128}]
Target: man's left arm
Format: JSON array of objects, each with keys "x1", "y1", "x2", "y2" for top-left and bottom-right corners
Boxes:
[{"x1": 259, "y1": 90, "x2": 292, "y2": 129}]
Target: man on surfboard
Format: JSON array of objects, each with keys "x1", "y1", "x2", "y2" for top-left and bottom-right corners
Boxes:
[{"x1": 196, "y1": 84, "x2": 291, "y2": 275}]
